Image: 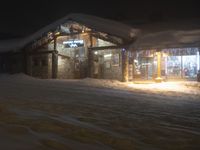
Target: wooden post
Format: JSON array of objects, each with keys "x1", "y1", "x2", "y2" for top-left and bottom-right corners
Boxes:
[
  {"x1": 52, "y1": 36, "x2": 58, "y2": 79},
  {"x1": 155, "y1": 50, "x2": 162, "y2": 82},
  {"x1": 122, "y1": 49, "x2": 129, "y2": 82},
  {"x1": 54, "y1": 36, "x2": 57, "y2": 51}
]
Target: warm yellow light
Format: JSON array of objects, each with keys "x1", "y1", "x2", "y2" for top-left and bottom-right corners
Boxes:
[
  {"x1": 55, "y1": 32, "x2": 60, "y2": 36},
  {"x1": 162, "y1": 53, "x2": 168, "y2": 57},
  {"x1": 104, "y1": 54, "x2": 112, "y2": 58},
  {"x1": 48, "y1": 32, "x2": 53, "y2": 35},
  {"x1": 127, "y1": 82, "x2": 189, "y2": 93}
]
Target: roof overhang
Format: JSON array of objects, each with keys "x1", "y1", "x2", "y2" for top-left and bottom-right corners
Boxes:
[
  {"x1": 131, "y1": 29, "x2": 200, "y2": 50},
  {"x1": 0, "y1": 13, "x2": 140, "y2": 53}
]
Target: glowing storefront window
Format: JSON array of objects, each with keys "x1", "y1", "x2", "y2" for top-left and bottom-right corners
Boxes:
[{"x1": 133, "y1": 48, "x2": 199, "y2": 80}]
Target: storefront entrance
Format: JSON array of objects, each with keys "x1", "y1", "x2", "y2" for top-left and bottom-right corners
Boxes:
[{"x1": 132, "y1": 48, "x2": 200, "y2": 81}]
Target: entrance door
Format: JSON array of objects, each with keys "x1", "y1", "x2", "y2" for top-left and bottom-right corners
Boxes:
[{"x1": 140, "y1": 57, "x2": 153, "y2": 80}]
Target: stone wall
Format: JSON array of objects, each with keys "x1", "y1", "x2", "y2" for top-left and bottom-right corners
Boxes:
[
  {"x1": 31, "y1": 53, "x2": 52, "y2": 79},
  {"x1": 26, "y1": 33, "x2": 123, "y2": 80},
  {"x1": 57, "y1": 55, "x2": 74, "y2": 79},
  {"x1": 91, "y1": 49, "x2": 123, "y2": 81},
  {"x1": 53, "y1": 34, "x2": 91, "y2": 79}
]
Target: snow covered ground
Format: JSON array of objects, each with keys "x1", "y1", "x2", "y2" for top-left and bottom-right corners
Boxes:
[{"x1": 0, "y1": 74, "x2": 200, "y2": 150}]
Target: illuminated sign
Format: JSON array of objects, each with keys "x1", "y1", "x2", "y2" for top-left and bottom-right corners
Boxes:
[{"x1": 63, "y1": 40, "x2": 84, "y2": 48}]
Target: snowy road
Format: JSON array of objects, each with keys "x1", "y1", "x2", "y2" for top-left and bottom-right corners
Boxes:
[{"x1": 0, "y1": 74, "x2": 200, "y2": 150}]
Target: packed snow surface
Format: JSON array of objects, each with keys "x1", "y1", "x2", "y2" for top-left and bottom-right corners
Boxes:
[{"x1": 0, "y1": 74, "x2": 200, "y2": 150}]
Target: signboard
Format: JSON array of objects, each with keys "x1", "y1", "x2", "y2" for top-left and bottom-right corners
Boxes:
[{"x1": 63, "y1": 40, "x2": 84, "y2": 48}]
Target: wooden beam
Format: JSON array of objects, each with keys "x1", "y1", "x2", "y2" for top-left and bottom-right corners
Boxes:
[
  {"x1": 91, "y1": 33, "x2": 122, "y2": 45},
  {"x1": 58, "y1": 54, "x2": 71, "y2": 59},
  {"x1": 88, "y1": 45, "x2": 128, "y2": 51},
  {"x1": 58, "y1": 31, "x2": 92, "y2": 37},
  {"x1": 28, "y1": 50, "x2": 54, "y2": 55}
]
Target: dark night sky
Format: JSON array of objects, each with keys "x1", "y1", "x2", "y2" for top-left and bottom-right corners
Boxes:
[{"x1": 0, "y1": 0, "x2": 199, "y2": 38}]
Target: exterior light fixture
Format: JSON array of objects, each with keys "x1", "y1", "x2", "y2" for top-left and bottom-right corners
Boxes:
[
  {"x1": 104, "y1": 54, "x2": 112, "y2": 58},
  {"x1": 55, "y1": 32, "x2": 60, "y2": 36},
  {"x1": 162, "y1": 53, "x2": 168, "y2": 57}
]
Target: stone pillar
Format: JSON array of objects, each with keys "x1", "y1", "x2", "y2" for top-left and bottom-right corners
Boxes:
[
  {"x1": 52, "y1": 37, "x2": 58, "y2": 79},
  {"x1": 122, "y1": 49, "x2": 129, "y2": 82},
  {"x1": 155, "y1": 51, "x2": 162, "y2": 82}
]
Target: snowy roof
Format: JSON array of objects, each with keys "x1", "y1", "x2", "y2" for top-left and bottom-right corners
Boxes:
[
  {"x1": 132, "y1": 29, "x2": 200, "y2": 50},
  {"x1": 130, "y1": 19, "x2": 200, "y2": 49},
  {"x1": 0, "y1": 13, "x2": 139, "y2": 53}
]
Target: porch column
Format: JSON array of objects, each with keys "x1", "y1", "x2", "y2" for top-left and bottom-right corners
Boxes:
[
  {"x1": 122, "y1": 49, "x2": 129, "y2": 82},
  {"x1": 155, "y1": 50, "x2": 162, "y2": 82},
  {"x1": 52, "y1": 37, "x2": 58, "y2": 79}
]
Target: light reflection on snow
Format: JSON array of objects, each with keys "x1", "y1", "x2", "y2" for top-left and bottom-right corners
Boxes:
[{"x1": 127, "y1": 81, "x2": 199, "y2": 93}]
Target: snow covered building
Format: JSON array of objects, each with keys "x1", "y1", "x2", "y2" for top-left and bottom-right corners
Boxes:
[
  {"x1": 129, "y1": 19, "x2": 200, "y2": 81},
  {"x1": 0, "y1": 14, "x2": 139, "y2": 81},
  {"x1": 0, "y1": 14, "x2": 200, "y2": 82}
]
